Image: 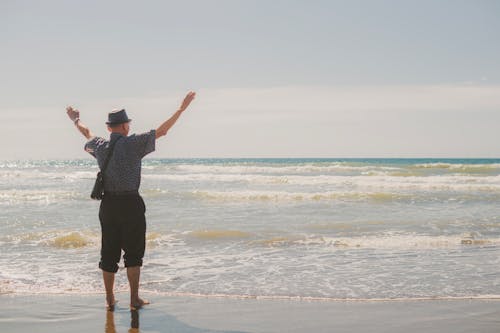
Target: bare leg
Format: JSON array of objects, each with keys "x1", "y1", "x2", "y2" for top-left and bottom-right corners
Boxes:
[
  {"x1": 103, "y1": 270, "x2": 116, "y2": 311},
  {"x1": 127, "y1": 266, "x2": 149, "y2": 309}
]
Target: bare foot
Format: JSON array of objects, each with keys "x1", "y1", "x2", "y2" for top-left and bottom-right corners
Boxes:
[
  {"x1": 106, "y1": 294, "x2": 117, "y2": 311},
  {"x1": 130, "y1": 298, "x2": 150, "y2": 310}
]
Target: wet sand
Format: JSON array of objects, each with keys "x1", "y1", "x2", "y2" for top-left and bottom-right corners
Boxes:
[{"x1": 1, "y1": 293, "x2": 499, "y2": 332}]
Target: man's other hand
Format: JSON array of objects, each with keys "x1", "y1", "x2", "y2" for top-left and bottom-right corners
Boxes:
[
  {"x1": 66, "y1": 106, "x2": 80, "y2": 122},
  {"x1": 178, "y1": 91, "x2": 196, "y2": 112}
]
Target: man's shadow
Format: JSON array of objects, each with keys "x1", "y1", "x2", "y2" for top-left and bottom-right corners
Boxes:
[{"x1": 105, "y1": 307, "x2": 247, "y2": 333}]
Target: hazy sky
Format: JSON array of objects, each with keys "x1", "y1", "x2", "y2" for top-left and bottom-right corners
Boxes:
[{"x1": 2, "y1": 0, "x2": 500, "y2": 159}]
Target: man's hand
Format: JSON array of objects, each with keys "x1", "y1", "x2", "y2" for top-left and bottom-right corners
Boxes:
[
  {"x1": 178, "y1": 91, "x2": 196, "y2": 112},
  {"x1": 66, "y1": 106, "x2": 93, "y2": 139},
  {"x1": 156, "y1": 91, "x2": 196, "y2": 139},
  {"x1": 66, "y1": 106, "x2": 80, "y2": 122}
]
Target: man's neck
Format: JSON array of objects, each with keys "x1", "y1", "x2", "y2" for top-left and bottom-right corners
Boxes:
[{"x1": 110, "y1": 130, "x2": 127, "y2": 136}]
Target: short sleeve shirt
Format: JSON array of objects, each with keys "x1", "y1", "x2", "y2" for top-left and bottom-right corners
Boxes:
[{"x1": 84, "y1": 130, "x2": 156, "y2": 192}]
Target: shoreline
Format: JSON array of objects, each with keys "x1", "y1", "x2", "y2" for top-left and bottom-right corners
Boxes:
[
  {"x1": 1, "y1": 293, "x2": 499, "y2": 333},
  {"x1": 4, "y1": 289, "x2": 500, "y2": 302}
]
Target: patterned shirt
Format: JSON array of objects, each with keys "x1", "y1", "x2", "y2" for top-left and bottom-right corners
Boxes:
[{"x1": 84, "y1": 130, "x2": 156, "y2": 192}]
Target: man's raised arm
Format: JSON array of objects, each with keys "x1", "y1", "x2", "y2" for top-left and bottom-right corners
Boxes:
[
  {"x1": 156, "y1": 91, "x2": 196, "y2": 139},
  {"x1": 66, "y1": 106, "x2": 94, "y2": 140}
]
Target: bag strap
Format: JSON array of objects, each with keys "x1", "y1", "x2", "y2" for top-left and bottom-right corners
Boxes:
[{"x1": 101, "y1": 136, "x2": 122, "y2": 174}]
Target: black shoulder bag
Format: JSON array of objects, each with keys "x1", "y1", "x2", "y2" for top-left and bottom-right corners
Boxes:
[{"x1": 91, "y1": 137, "x2": 122, "y2": 200}]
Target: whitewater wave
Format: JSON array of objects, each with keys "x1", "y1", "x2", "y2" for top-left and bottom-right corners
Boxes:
[
  {"x1": 143, "y1": 172, "x2": 500, "y2": 186},
  {"x1": 0, "y1": 190, "x2": 86, "y2": 205},
  {"x1": 5, "y1": 228, "x2": 494, "y2": 250},
  {"x1": 142, "y1": 162, "x2": 500, "y2": 176},
  {"x1": 2, "y1": 230, "x2": 175, "y2": 249},
  {"x1": 411, "y1": 163, "x2": 500, "y2": 173},
  {"x1": 190, "y1": 190, "x2": 401, "y2": 202},
  {"x1": 188, "y1": 189, "x2": 500, "y2": 203},
  {"x1": 0, "y1": 170, "x2": 96, "y2": 180},
  {"x1": 4, "y1": 230, "x2": 99, "y2": 248},
  {"x1": 3, "y1": 283, "x2": 499, "y2": 302},
  {"x1": 248, "y1": 233, "x2": 499, "y2": 249},
  {"x1": 188, "y1": 230, "x2": 253, "y2": 240},
  {"x1": 143, "y1": 162, "x2": 402, "y2": 175},
  {"x1": 3, "y1": 160, "x2": 500, "y2": 181},
  {"x1": 139, "y1": 291, "x2": 500, "y2": 302}
]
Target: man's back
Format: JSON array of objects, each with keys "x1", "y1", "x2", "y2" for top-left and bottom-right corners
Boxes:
[{"x1": 85, "y1": 130, "x2": 156, "y2": 193}]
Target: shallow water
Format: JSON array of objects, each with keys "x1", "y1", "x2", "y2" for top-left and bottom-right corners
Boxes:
[{"x1": 1, "y1": 158, "x2": 500, "y2": 299}]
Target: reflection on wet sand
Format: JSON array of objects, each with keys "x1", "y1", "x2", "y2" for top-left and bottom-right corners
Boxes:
[
  {"x1": 101, "y1": 301, "x2": 247, "y2": 333},
  {"x1": 105, "y1": 311, "x2": 116, "y2": 333},
  {"x1": 105, "y1": 310, "x2": 139, "y2": 333},
  {"x1": 131, "y1": 310, "x2": 139, "y2": 330}
]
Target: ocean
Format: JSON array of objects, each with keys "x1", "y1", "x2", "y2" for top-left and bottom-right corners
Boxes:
[{"x1": 1, "y1": 158, "x2": 500, "y2": 300}]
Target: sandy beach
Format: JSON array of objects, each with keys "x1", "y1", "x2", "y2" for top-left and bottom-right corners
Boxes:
[{"x1": 1, "y1": 293, "x2": 499, "y2": 333}]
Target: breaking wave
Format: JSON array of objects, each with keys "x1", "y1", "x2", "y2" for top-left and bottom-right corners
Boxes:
[
  {"x1": 0, "y1": 190, "x2": 85, "y2": 205},
  {"x1": 2, "y1": 230, "x2": 174, "y2": 249},
  {"x1": 188, "y1": 189, "x2": 500, "y2": 203}
]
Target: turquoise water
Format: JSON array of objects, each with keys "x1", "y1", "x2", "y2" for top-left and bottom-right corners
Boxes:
[{"x1": 1, "y1": 158, "x2": 500, "y2": 299}]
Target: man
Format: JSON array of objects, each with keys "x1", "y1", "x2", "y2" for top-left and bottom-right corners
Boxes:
[{"x1": 66, "y1": 91, "x2": 196, "y2": 310}]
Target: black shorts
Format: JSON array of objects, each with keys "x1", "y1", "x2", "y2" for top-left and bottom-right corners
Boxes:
[{"x1": 98, "y1": 194, "x2": 146, "y2": 273}]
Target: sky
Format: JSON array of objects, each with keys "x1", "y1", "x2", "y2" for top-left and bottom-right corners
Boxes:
[{"x1": 2, "y1": 0, "x2": 500, "y2": 159}]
